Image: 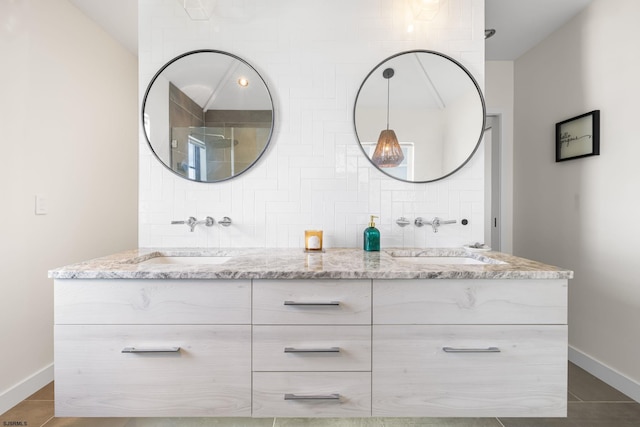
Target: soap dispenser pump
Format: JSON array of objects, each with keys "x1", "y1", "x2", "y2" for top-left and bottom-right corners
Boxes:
[{"x1": 363, "y1": 215, "x2": 380, "y2": 251}]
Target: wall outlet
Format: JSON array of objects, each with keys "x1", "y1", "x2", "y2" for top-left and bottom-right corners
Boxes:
[{"x1": 35, "y1": 194, "x2": 47, "y2": 215}]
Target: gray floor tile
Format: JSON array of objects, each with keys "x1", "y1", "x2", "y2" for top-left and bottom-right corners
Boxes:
[
  {"x1": 499, "y1": 402, "x2": 640, "y2": 427},
  {"x1": 274, "y1": 418, "x2": 503, "y2": 426},
  {"x1": 374, "y1": 418, "x2": 503, "y2": 427},
  {"x1": 274, "y1": 419, "x2": 371, "y2": 427},
  {"x1": 123, "y1": 418, "x2": 274, "y2": 427},
  {"x1": 567, "y1": 391, "x2": 580, "y2": 402},
  {"x1": 568, "y1": 364, "x2": 634, "y2": 402}
]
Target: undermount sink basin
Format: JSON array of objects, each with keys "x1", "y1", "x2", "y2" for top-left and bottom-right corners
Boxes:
[
  {"x1": 394, "y1": 256, "x2": 489, "y2": 265},
  {"x1": 138, "y1": 256, "x2": 232, "y2": 265}
]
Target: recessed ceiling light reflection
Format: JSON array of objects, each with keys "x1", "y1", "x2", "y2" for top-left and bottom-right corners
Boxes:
[{"x1": 238, "y1": 77, "x2": 249, "y2": 87}]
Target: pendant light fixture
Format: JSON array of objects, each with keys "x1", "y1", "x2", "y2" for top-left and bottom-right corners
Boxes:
[{"x1": 372, "y1": 68, "x2": 404, "y2": 168}]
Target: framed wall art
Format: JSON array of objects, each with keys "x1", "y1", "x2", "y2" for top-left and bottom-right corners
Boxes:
[{"x1": 556, "y1": 110, "x2": 600, "y2": 162}]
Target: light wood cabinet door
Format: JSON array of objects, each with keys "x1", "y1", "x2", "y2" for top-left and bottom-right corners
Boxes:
[
  {"x1": 55, "y1": 325, "x2": 251, "y2": 417},
  {"x1": 253, "y1": 372, "x2": 371, "y2": 418},
  {"x1": 372, "y1": 325, "x2": 567, "y2": 417},
  {"x1": 253, "y1": 280, "x2": 371, "y2": 325}
]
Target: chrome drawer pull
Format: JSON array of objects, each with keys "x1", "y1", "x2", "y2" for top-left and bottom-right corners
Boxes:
[
  {"x1": 121, "y1": 347, "x2": 181, "y2": 353},
  {"x1": 284, "y1": 347, "x2": 340, "y2": 353},
  {"x1": 284, "y1": 301, "x2": 340, "y2": 306},
  {"x1": 284, "y1": 393, "x2": 340, "y2": 401},
  {"x1": 442, "y1": 346, "x2": 500, "y2": 353}
]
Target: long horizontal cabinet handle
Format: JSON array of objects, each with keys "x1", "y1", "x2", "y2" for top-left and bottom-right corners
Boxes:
[
  {"x1": 121, "y1": 347, "x2": 181, "y2": 353},
  {"x1": 283, "y1": 301, "x2": 340, "y2": 306},
  {"x1": 284, "y1": 393, "x2": 340, "y2": 401},
  {"x1": 284, "y1": 347, "x2": 340, "y2": 353},
  {"x1": 442, "y1": 346, "x2": 501, "y2": 353}
]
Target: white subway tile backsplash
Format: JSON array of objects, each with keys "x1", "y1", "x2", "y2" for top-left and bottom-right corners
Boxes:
[{"x1": 139, "y1": 0, "x2": 484, "y2": 249}]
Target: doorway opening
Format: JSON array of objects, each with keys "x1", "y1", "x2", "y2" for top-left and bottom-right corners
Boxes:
[{"x1": 485, "y1": 114, "x2": 502, "y2": 251}]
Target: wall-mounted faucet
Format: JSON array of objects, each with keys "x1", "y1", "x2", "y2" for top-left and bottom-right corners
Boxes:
[
  {"x1": 171, "y1": 216, "x2": 214, "y2": 232},
  {"x1": 170, "y1": 216, "x2": 233, "y2": 231},
  {"x1": 414, "y1": 216, "x2": 456, "y2": 233}
]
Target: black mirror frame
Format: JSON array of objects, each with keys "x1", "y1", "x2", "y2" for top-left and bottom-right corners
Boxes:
[
  {"x1": 141, "y1": 49, "x2": 275, "y2": 183},
  {"x1": 353, "y1": 50, "x2": 486, "y2": 184}
]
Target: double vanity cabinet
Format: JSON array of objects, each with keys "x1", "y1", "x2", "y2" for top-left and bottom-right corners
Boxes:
[{"x1": 50, "y1": 248, "x2": 571, "y2": 418}]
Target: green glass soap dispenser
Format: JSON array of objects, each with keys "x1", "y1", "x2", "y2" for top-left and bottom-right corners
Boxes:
[{"x1": 364, "y1": 215, "x2": 380, "y2": 251}]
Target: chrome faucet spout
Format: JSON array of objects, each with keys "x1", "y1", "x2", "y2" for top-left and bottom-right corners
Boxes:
[{"x1": 414, "y1": 216, "x2": 456, "y2": 233}]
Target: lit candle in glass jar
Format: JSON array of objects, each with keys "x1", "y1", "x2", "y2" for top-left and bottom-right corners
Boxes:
[{"x1": 304, "y1": 230, "x2": 323, "y2": 251}]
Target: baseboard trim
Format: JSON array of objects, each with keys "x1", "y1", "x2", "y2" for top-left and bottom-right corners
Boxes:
[
  {"x1": 569, "y1": 346, "x2": 640, "y2": 403},
  {"x1": 0, "y1": 364, "x2": 54, "y2": 415}
]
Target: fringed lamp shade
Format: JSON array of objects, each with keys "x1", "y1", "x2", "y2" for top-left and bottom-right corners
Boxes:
[{"x1": 372, "y1": 129, "x2": 404, "y2": 168}]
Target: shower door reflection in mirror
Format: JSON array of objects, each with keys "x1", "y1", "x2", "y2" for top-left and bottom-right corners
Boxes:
[{"x1": 142, "y1": 50, "x2": 274, "y2": 183}]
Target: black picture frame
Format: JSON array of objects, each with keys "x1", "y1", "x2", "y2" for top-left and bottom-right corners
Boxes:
[{"x1": 556, "y1": 110, "x2": 600, "y2": 162}]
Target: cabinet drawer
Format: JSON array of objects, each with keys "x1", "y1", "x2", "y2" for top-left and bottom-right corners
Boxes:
[
  {"x1": 253, "y1": 325, "x2": 371, "y2": 372},
  {"x1": 54, "y1": 279, "x2": 251, "y2": 324},
  {"x1": 54, "y1": 325, "x2": 251, "y2": 417},
  {"x1": 253, "y1": 372, "x2": 371, "y2": 417},
  {"x1": 372, "y1": 325, "x2": 567, "y2": 417},
  {"x1": 253, "y1": 280, "x2": 371, "y2": 325},
  {"x1": 373, "y1": 279, "x2": 567, "y2": 324}
]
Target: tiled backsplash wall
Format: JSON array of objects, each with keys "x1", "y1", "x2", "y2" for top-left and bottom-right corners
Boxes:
[{"x1": 139, "y1": 0, "x2": 485, "y2": 249}]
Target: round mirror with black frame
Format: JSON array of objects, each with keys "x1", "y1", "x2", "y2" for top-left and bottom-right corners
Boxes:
[
  {"x1": 142, "y1": 49, "x2": 275, "y2": 183},
  {"x1": 354, "y1": 50, "x2": 486, "y2": 183}
]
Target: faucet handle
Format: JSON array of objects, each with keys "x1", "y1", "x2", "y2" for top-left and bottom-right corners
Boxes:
[
  {"x1": 218, "y1": 217, "x2": 232, "y2": 227},
  {"x1": 171, "y1": 217, "x2": 210, "y2": 232},
  {"x1": 414, "y1": 217, "x2": 425, "y2": 227},
  {"x1": 396, "y1": 217, "x2": 411, "y2": 227}
]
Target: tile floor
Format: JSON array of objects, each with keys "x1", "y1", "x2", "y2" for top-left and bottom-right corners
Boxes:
[{"x1": 2, "y1": 363, "x2": 639, "y2": 427}]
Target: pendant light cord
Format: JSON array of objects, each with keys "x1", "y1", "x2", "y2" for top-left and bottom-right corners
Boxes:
[
  {"x1": 382, "y1": 67, "x2": 394, "y2": 130},
  {"x1": 386, "y1": 76, "x2": 390, "y2": 130}
]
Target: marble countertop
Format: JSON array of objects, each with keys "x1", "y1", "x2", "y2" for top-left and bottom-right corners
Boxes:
[{"x1": 48, "y1": 248, "x2": 573, "y2": 280}]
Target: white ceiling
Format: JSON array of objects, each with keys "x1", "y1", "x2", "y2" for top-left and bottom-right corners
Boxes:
[
  {"x1": 149, "y1": 51, "x2": 273, "y2": 111},
  {"x1": 485, "y1": 0, "x2": 594, "y2": 60},
  {"x1": 70, "y1": 0, "x2": 595, "y2": 60},
  {"x1": 357, "y1": 52, "x2": 481, "y2": 110}
]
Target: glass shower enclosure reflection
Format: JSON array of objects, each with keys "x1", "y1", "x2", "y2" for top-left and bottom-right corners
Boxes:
[{"x1": 171, "y1": 125, "x2": 270, "y2": 182}]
